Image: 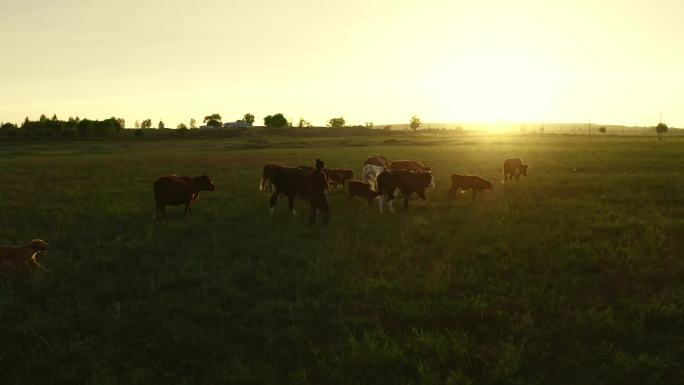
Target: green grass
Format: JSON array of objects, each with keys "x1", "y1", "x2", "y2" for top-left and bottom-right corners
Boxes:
[{"x1": 1, "y1": 134, "x2": 684, "y2": 384}]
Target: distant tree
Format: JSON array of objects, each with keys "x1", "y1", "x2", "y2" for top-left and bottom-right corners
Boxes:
[
  {"x1": 141, "y1": 119, "x2": 152, "y2": 129},
  {"x1": 39, "y1": 114, "x2": 48, "y2": 122},
  {"x1": 243, "y1": 113, "x2": 255, "y2": 124},
  {"x1": 297, "y1": 117, "x2": 312, "y2": 128},
  {"x1": 656, "y1": 122, "x2": 668, "y2": 139},
  {"x1": 134, "y1": 120, "x2": 140, "y2": 129},
  {"x1": 327, "y1": 117, "x2": 345, "y2": 128},
  {"x1": 365, "y1": 122, "x2": 374, "y2": 128},
  {"x1": 51, "y1": 114, "x2": 58, "y2": 121},
  {"x1": 410, "y1": 115, "x2": 421, "y2": 131},
  {"x1": 264, "y1": 113, "x2": 288, "y2": 129},
  {"x1": 116, "y1": 118, "x2": 125, "y2": 130},
  {"x1": 189, "y1": 118, "x2": 197, "y2": 129},
  {"x1": 0, "y1": 122, "x2": 18, "y2": 136},
  {"x1": 158, "y1": 120, "x2": 165, "y2": 129},
  {"x1": 203, "y1": 113, "x2": 222, "y2": 128},
  {"x1": 599, "y1": 126, "x2": 606, "y2": 134},
  {"x1": 177, "y1": 123, "x2": 188, "y2": 129}
]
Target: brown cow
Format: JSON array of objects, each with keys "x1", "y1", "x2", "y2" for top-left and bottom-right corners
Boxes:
[
  {"x1": 346, "y1": 179, "x2": 381, "y2": 207},
  {"x1": 503, "y1": 158, "x2": 531, "y2": 181},
  {"x1": 154, "y1": 175, "x2": 216, "y2": 221},
  {"x1": 364, "y1": 154, "x2": 389, "y2": 168},
  {"x1": 447, "y1": 175, "x2": 494, "y2": 200},
  {"x1": 389, "y1": 160, "x2": 432, "y2": 173},
  {"x1": 326, "y1": 168, "x2": 354, "y2": 188}
]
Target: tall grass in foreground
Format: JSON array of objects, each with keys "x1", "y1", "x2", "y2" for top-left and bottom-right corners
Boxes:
[{"x1": 1, "y1": 135, "x2": 683, "y2": 384}]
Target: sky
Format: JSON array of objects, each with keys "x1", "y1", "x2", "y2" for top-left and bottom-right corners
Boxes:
[{"x1": 1, "y1": 0, "x2": 683, "y2": 127}]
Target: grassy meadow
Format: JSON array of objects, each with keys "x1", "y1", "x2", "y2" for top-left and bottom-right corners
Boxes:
[{"x1": 1, "y1": 133, "x2": 684, "y2": 384}]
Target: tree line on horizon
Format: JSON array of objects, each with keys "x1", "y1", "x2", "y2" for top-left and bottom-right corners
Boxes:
[
  {"x1": 1, "y1": 111, "x2": 428, "y2": 137},
  {"x1": 0, "y1": 114, "x2": 124, "y2": 137}
]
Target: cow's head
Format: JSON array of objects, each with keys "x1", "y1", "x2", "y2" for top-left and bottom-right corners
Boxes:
[
  {"x1": 420, "y1": 171, "x2": 436, "y2": 189},
  {"x1": 194, "y1": 175, "x2": 216, "y2": 191},
  {"x1": 521, "y1": 164, "x2": 531, "y2": 176},
  {"x1": 484, "y1": 180, "x2": 494, "y2": 191}
]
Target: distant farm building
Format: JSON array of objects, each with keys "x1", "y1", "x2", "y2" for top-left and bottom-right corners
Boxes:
[{"x1": 223, "y1": 121, "x2": 252, "y2": 128}]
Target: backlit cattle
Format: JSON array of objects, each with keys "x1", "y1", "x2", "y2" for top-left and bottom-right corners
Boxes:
[
  {"x1": 503, "y1": 158, "x2": 531, "y2": 181},
  {"x1": 327, "y1": 168, "x2": 354, "y2": 188},
  {"x1": 447, "y1": 175, "x2": 494, "y2": 200},
  {"x1": 361, "y1": 164, "x2": 385, "y2": 190},
  {"x1": 389, "y1": 160, "x2": 432, "y2": 173},
  {"x1": 154, "y1": 175, "x2": 216, "y2": 221},
  {"x1": 346, "y1": 179, "x2": 381, "y2": 207},
  {"x1": 259, "y1": 164, "x2": 283, "y2": 192},
  {"x1": 269, "y1": 166, "x2": 309, "y2": 216},
  {"x1": 364, "y1": 154, "x2": 389, "y2": 168},
  {"x1": 376, "y1": 169, "x2": 435, "y2": 213}
]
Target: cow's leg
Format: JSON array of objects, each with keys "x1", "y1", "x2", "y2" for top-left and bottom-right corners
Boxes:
[
  {"x1": 378, "y1": 195, "x2": 384, "y2": 214},
  {"x1": 154, "y1": 204, "x2": 162, "y2": 222},
  {"x1": 184, "y1": 201, "x2": 192, "y2": 217},
  {"x1": 404, "y1": 197, "x2": 409, "y2": 209},
  {"x1": 269, "y1": 191, "x2": 278, "y2": 215},
  {"x1": 288, "y1": 194, "x2": 297, "y2": 216}
]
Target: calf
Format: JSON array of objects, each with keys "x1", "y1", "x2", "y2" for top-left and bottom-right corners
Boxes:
[
  {"x1": 376, "y1": 170, "x2": 435, "y2": 213},
  {"x1": 447, "y1": 175, "x2": 494, "y2": 200},
  {"x1": 389, "y1": 160, "x2": 432, "y2": 173},
  {"x1": 269, "y1": 166, "x2": 309, "y2": 216},
  {"x1": 154, "y1": 175, "x2": 216, "y2": 221},
  {"x1": 503, "y1": 158, "x2": 531, "y2": 181},
  {"x1": 327, "y1": 168, "x2": 354, "y2": 188},
  {"x1": 361, "y1": 164, "x2": 385, "y2": 190},
  {"x1": 364, "y1": 154, "x2": 389, "y2": 168},
  {"x1": 346, "y1": 179, "x2": 381, "y2": 207}
]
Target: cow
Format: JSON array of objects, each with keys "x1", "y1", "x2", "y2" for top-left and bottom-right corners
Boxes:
[
  {"x1": 503, "y1": 158, "x2": 531, "y2": 181},
  {"x1": 364, "y1": 154, "x2": 389, "y2": 168},
  {"x1": 346, "y1": 179, "x2": 382, "y2": 207},
  {"x1": 259, "y1": 164, "x2": 283, "y2": 192},
  {"x1": 269, "y1": 166, "x2": 309, "y2": 216},
  {"x1": 376, "y1": 169, "x2": 435, "y2": 213},
  {"x1": 361, "y1": 163, "x2": 385, "y2": 190},
  {"x1": 447, "y1": 175, "x2": 494, "y2": 200},
  {"x1": 154, "y1": 175, "x2": 216, "y2": 221},
  {"x1": 389, "y1": 160, "x2": 432, "y2": 173},
  {"x1": 326, "y1": 168, "x2": 354, "y2": 188}
]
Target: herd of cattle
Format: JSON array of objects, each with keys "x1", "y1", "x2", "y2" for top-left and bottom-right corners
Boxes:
[{"x1": 152, "y1": 155, "x2": 531, "y2": 221}]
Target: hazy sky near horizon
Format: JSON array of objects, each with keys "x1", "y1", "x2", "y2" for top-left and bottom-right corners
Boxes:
[{"x1": 2, "y1": 0, "x2": 683, "y2": 127}]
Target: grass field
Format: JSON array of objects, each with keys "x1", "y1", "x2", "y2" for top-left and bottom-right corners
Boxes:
[{"x1": 1, "y1": 133, "x2": 684, "y2": 384}]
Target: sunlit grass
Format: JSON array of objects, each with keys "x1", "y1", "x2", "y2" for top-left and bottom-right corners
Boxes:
[{"x1": 1, "y1": 134, "x2": 683, "y2": 384}]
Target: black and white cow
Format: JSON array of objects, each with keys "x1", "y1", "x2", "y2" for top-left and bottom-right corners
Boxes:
[
  {"x1": 269, "y1": 166, "x2": 310, "y2": 215},
  {"x1": 376, "y1": 169, "x2": 435, "y2": 213}
]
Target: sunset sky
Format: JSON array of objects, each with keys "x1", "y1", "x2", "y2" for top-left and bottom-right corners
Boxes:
[{"x1": 2, "y1": 0, "x2": 683, "y2": 127}]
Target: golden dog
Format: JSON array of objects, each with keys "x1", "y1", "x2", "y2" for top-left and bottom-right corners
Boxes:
[{"x1": 0, "y1": 239, "x2": 50, "y2": 272}]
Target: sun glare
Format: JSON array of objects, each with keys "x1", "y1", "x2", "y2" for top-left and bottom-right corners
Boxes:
[{"x1": 427, "y1": 49, "x2": 551, "y2": 126}]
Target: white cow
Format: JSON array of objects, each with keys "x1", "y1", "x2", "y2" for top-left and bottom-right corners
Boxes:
[{"x1": 361, "y1": 164, "x2": 385, "y2": 190}]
